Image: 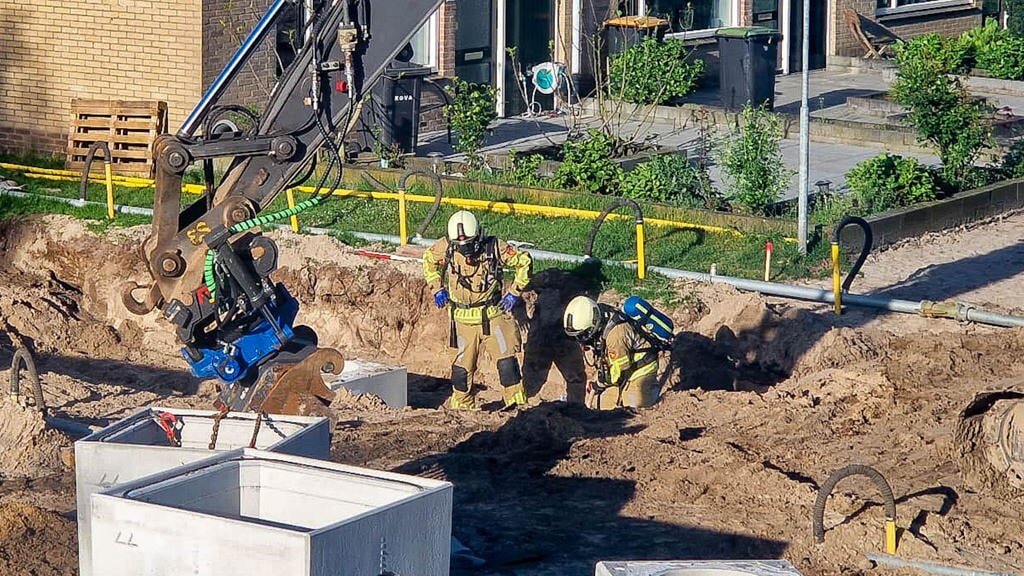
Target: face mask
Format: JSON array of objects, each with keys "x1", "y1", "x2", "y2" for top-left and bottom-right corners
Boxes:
[{"x1": 455, "y1": 238, "x2": 479, "y2": 258}]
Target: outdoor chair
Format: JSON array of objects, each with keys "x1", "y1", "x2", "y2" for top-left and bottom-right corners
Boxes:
[{"x1": 844, "y1": 8, "x2": 903, "y2": 59}]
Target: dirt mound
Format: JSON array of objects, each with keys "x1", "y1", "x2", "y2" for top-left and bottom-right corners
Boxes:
[
  {"x1": 0, "y1": 501, "x2": 76, "y2": 576},
  {"x1": 0, "y1": 398, "x2": 70, "y2": 478},
  {"x1": 2, "y1": 214, "x2": 1024, "y2": 575}
]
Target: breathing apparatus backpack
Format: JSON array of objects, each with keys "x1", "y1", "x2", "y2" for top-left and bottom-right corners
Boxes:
[
  {"x1": 586, "y1": 296, "x2": 675, "y2": 390},
  {"x1": 621, "y1": 295, "x2": 675, "y2": 351}
]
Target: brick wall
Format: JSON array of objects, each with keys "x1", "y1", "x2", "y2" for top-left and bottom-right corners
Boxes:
[
  {"x1": 438, "y1": 1, "x2": 457, "y2": 77},
  {"x1": 0, "y1": 0, "x2": 203, "y2": 154},
  {"x1": 834, "y1": 0, "x2": 981, "y2": 57},
  {"x1": 202, "y1": 0, "x2": 278, "y2": 114}
]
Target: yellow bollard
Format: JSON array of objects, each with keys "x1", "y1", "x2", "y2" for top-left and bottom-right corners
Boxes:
[
  {"x1": 398, "y1": 186, "x2": 408, "y2": 246},
  {"x1": 104, "y1": 161, "x2": 114, "y2": 219},
  {"x1": 831, "y1": 242, "x2": 842, "y2": 315},
  {"x1": 635, "y1": 222, "x2": 646, "y2": 280},
  {"x1": 286, "y1": 189, "x2": 300, "y2": 233},
  {"x1": 885, "y1": 518, "x2": 897, "y2": 554}
]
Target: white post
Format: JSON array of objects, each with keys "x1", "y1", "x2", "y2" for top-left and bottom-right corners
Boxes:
[{"x1": 797, "y1": 0, "x2": 810, "y2": 255}]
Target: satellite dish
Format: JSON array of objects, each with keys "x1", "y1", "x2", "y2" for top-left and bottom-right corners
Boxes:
[{"x1": 530, "y1": 62, "x2": 564, "y2": 95}]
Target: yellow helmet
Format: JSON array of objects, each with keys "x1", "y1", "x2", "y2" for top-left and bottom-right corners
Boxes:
[{"x1": 563, "y1": 296, "x2": 602, "y2": 341}]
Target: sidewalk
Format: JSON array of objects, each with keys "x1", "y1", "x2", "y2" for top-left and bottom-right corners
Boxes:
[{"x1": 418, "y1": 70, "x2": 1002, "y2": 201}]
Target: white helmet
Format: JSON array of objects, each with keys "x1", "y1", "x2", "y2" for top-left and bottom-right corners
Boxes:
[
  {"x1": 447, "y1": 210, "x2": 482, "y2": 255},
  {"x1": 563, "y1": 296, "x2": 603, "y2": 341}
]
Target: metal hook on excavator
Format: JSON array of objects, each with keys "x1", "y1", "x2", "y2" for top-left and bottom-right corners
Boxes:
[{"x1": 121, "y1": 281, "x2": 161, "y2": 315}]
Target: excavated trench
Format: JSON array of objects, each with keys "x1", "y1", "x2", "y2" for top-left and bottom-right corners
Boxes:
[{"x1": 0, "y1": 215, "x2": 1022, "y2": 575}]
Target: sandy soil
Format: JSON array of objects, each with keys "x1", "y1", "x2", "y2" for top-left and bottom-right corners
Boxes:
[{"x1": 0, "y1": 214, "x2": 1023, "y2": 575}]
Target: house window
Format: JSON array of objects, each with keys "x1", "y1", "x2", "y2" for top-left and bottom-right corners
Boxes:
[
  {"x1": 408, "y1": 11, "x2": 439, "y2": 68},
  {"x1": 644, "y1": 0, "x2": 735, "y2": 34},
  {"x1": 876, "y1": 0, "x2": 975, "y2": 12}
]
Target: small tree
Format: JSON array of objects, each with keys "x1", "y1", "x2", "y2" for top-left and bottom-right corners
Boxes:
[
  {"x1": 890, "y1": 39, "x2": 992, "y2": 191},
  {"x1": 444, "y1": 78, "x2": 498, "y2": 167},
  {"x1": 717, "y1": 104, "x2": 791, "y2": 215},
  {"x1": 607, "y1": 37, "x2": 705, "y2": 105}
]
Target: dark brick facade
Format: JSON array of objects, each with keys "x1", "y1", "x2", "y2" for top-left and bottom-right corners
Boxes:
[
  {"x1": 202, "y1": 0, "x2": 279, "y2": 112},
  {"x1": 834, "y1": 0, "x2": 982, "y2": 58}
]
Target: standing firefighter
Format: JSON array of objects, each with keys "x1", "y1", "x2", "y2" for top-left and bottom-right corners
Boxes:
[
  {"x1": 563, "y1": 295, "x2": 671, "y2": 410},
  {"x1": 424, "y1": 211, "x2": 533, "y2": 410}
]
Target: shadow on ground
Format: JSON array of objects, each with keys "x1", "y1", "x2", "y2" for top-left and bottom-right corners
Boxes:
[{"x1": 393, "y1": 403, "x2": 789, "y2": 574}]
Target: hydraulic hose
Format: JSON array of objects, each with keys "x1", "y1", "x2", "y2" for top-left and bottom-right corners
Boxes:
[
  {"x1": 363, "y1": 170, "x2": 444, "y2": 240},
  {"x1": 813, "y1": 464, "x2": 897, "y2": 553},
  {"x1": 398, "y1": 169, "x2": 444, "y2": 239},
  {"x1": 833, "y1": 216, "x2": 873, "y2": 292},
  {"x1": 78, "y1": 141, "x2": 112, "y2": 201},
  {"x1": 584, "y1": 198, "x2": 646, "y2": 279},
  {"x1": 9, "y1": 347, "x2": 45, "y2": 412},
  {"x1": 78, "y1": 142, "x2": 111, "y2": 200}
]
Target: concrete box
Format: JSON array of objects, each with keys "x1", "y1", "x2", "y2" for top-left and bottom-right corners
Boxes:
[
  {"x1": 326, "y1": 358, "x2": 408, "y2": 408},
  {"x1": 91, "y1": 448, "x2": 453, "y2": 576},
  {"x1": 76, "y1": 408, "x2": 331, "y2": 576},
  {"x1": 596, "y1": 560, "x2": 804, "y2": 576}
]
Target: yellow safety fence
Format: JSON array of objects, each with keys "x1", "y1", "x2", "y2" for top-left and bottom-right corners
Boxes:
[{"x1": 0, "y1": 162, "x2": 796, "y2": 281}]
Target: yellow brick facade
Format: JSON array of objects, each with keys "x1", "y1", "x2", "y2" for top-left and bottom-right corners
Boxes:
[{"x1": 0, "y1": 0, "x2": 204, "y2": 153}]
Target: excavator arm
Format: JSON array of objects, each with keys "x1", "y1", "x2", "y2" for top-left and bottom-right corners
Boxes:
[{"x1": 122, "y1": 0, "x2": 444, "y2": 414}]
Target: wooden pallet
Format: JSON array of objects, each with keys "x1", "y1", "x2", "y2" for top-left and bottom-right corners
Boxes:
[{"x1": 66, "y1": 99, "x2": 168, "y2": 177}]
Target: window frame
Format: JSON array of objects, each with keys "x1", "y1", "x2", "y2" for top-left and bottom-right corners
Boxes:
[
  {"x1": 640, "y1": 0, "x2": 740, "y2": 40},
  {"x1": 876, "y1": 0, "x2": 977, "y2": 17},
  {"x1": 408, "y1": 10, "x2": 440, "y2": 69}
]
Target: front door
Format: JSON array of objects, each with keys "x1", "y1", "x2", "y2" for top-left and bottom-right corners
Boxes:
[
  {"x1": 503, "y1": 0, "x2": 554, "y2": 116},
  {"x1": 455, "y1": 0, "x2": 495, "y2": 85},
  {"x1": 788, "y1": 0, "x2": 826, "y2": 72}
]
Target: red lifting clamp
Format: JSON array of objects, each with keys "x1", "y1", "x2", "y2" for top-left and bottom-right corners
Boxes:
[{"x1": 153, "y1": 411, "x2": 182, "y2": 447}]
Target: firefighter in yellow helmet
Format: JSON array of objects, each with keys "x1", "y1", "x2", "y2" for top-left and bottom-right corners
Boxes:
[
  {"x1": 423, "y1": 211, "x2": 533, "y2": 410},
  {"x1": 563, "y1": 296, "x2": 661, "y2": 409}
]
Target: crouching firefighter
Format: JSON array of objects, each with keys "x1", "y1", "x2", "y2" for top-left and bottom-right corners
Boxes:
[
  {"x1": 563, "y1": 295, "x2": 673, "y2": 410},
  {"x1": 424, "y1": 211, "x2": 533, "y2": 410}
]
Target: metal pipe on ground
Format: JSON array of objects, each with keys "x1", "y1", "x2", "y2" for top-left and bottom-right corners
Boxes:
[
  {"x1": 5, "y1": 188, "x2": 1024, "y2": 329},
  {"x1": 864, "y1": 553, "x2": 1016, "y2": 576}
]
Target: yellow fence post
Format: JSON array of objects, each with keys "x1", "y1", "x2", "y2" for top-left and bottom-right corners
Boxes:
[
  {"x1": 398, "y1": 185, "x2": 408, "y2": 246},
  {"x1": 286, "y1": 189, "x2": 300, "y2": 233},
  {"x1": 104, "y1": 161, "x2": 115, "y2": 220},
  {"x1": 831, "y1": 242, "x2": 842, "y2": 315},
  {"x1": 635, "y1": 222, "x2": 646, "y2": 280}
]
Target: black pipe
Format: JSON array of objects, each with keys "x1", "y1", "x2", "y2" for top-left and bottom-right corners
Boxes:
[
  {"x1": 9, "y1": 347, "x2": 45, "y2": 412},
  {"x1": 813, "y1": 464, "x2": 896, "y2": 544},
  {"x1": 398, "y1": 169, "x2": 444, "y2": 239},
  {"x1": 584, "y1": 198, "x2": 643, "y2": 258},
  {"x1": 832, "y1": 216, "x2": 873, "y2": 292},
  {"x1": 78, "y1": 141, "x2": 111, "y2": 201}
]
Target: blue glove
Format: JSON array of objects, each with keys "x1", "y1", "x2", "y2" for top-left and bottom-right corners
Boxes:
[
  {"x1": 434, "y1": 288, "x2": 449, "y2": 308},
  {"x1": 499, "y1": 293, "x2": 522, "y2": 312}
]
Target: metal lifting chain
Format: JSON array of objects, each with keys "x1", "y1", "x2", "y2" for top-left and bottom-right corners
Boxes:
[
  {"x1": 248, "y1": 412, "x2": 266, "y2": 449},
  {"x1": 209, "y1": 407, "x2": 230, "y2": 450}
]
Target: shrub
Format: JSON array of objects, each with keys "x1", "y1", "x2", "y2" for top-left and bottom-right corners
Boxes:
[
  {"x1": 844, "y1": 154, "x2": 938, "y2": 214},
  {"x1": 1001, "y1": 139, "x2": 1024, "y2": 179},
  {"x1": 896, "y1": 33, "x2": 970, "y2": 74},
  {"x1": 503, "y1": 151, "x2": 546, "y2": 187},
  {"x1": 811, "y1": 193, "x2": 860, "y2": 227},
  {"x1": 444, "y1": 78, "x2": 497, "y2": 166},
  {"x1": 620, "y1": 153, "x2": 718, "y2": 208},
  {"x1": 716, "y1": 104, "x2": 791, "y2": 215},
  {"x1": 976, "y1": 36, "x2": 1024, "y2": 80},
  {"x1": 553, "y1": 130, "x2": 624, "y2": 193},
  {"x1": 607, "y1": 37, "x2": 705, "y2": 105},
  {"x1": 891, "y1": 40, "x2": 992, "y2": 191},
  {"x1": 961, "y1": 19, "x2": 1010, "y2": 67}
]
